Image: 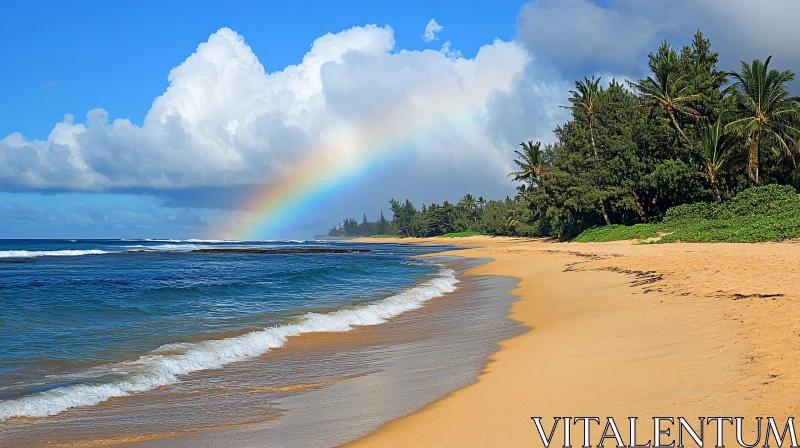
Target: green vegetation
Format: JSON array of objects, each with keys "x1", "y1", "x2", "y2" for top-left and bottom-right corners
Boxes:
[
  {"x1": 331, "y1": 31, "x2": 800, "y2": 243},
  {"x1": 575, "y1": 185, "x2": 800, "y2": 243},
  {"x1": 438, "y1": 231, "x2": 482, "y2": 238}
]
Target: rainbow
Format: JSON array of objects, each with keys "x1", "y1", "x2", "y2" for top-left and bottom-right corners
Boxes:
[{"x1": 213, "y1": 84, "x2": 482, "y2": 240}]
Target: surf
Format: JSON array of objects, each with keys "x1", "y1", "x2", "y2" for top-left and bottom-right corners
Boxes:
[{"x1": 0, "y1": 268, "x2": 458, "y2": 421}]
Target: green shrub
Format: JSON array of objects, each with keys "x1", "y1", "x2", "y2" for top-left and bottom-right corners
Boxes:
[{"x1": 575, "y1": 185, "x2": 800, "y2": 243}]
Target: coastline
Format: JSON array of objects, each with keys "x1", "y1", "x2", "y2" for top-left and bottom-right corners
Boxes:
[
  {"x1": 113, "y1": 256, "x2": 523, "y2": 448},
  {"x1": 346, "y1": 236, "x2": 800, "y2": 446}
]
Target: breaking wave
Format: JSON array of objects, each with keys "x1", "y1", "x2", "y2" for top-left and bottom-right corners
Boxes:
[
  {"x1": 0, "y1": 250, "x2": 109, "y2": 258},
  {"x1": 0, "y1": 268, "x2": 458, "y2": 421}
]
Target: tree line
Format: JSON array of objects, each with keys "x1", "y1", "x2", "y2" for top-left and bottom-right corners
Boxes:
[{"x1": 330, "y1": 31, "x2": 800, "y2": 240}]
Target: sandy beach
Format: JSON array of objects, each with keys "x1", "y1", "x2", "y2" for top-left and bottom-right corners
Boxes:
[{"x1": 347, "y1": 236, "x2": 800, "y2": 447}]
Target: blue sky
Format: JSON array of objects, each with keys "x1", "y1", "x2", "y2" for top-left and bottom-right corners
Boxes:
[
  {"x1": 1, "y1": 0, "x2": 797, "y2": 239},
  {"x1": 1, "y1": 0, "x2": 524, "y2": 140}
]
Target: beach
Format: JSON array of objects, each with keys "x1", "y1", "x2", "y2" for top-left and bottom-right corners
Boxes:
[
  {"x1": 347, "y1": 236, "x2": 800, "y2": 447},
  {"x1": 3, "y1": 237, "x2": 800, "y2": 447}
]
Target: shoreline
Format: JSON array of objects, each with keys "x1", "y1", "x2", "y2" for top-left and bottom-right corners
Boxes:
[
  {"x1": 345, "y1": 236, "x2": 800, "y2": 446},
  {"x1": 115, "y1": 255, "x2": 522, "y2": 448}
]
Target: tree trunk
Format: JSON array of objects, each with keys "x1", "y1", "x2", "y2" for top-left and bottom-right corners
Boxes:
[
  {"x1": 706, "y1": 165, "x2": 722, "y2": 202},
  {"x1": 748, "y1": 135, "x2": 759, "y2": 186},
  {"x1": 632, "y1": 200, "x2": 649, "y2": 223},
  {"x1": 712, "y1": 183, "x2": 722, "y2": 202},
  {"x1": 588, "y1": 118, "x2": 610, "y2": 225},
  {"x1": 668, "y1": 110, "x2": 693, "y2": 148},
  {"x1": 600, "y1": 202, "x2": 610, "y2": 225}
]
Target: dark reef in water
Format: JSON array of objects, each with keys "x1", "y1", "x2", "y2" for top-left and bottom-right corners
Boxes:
[{"x1": 191, "y1": 248, "x2": 371, "y2": 254}]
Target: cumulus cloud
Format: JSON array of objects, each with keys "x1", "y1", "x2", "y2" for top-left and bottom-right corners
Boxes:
[
  {"x1": 423, "y1": 19, "x2": 443, "y2": 42},
  {"x1": 1, "y1": 25, "x2": 565, "y2": 217}
]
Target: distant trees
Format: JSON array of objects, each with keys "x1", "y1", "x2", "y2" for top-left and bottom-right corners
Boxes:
[
  {"x1": 327, "y1": 211, "x2": 396, "y2": 237},
  {"x1": 329, "y1": 195, "x2": 534, "y2": 238}
]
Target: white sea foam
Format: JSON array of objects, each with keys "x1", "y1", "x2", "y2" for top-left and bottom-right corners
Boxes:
[
  {"x1": 147, "y1": 244, "x2": 203, "y2": 251},
  {"x1": 0, "y1": 268, "x2": 458, "y2": 421},
  {"x1": 0, "y1": 250, "x2": 109, "y2": 258},
  {"x1": 184, "y1": 239, "x2": 243, "y2": 243}
]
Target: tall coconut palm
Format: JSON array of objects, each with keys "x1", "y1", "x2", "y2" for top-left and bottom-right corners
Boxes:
[
  {"x1": 459, "y1": 194, "x2": 478, "y2": 222},
  {"x1": 477, "y1": 196, "x2": 487, "y2": 212},
  {"x1": 726, "y1": 56, "x2": 800, "y2": 186},
  {"x1": 514, "y1": 184, "x2": 529, "y2": 202},
  {"x1": 627, "y1": 44, "x2": 701, "y2": 147},
  {"x1": 508, "y1": 140, "x2": 544, "y2": 187},
  {"x1": 561, "y1": 75, "x2": 610, "y2": 224},
  {"x1": 699, "y1": 118, "x2": 733, "y2": 202},
  {"x1": 562, "y1": 76, "x2": 602, "y2": 156}
]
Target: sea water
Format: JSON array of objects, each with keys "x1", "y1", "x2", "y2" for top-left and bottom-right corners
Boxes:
[{"x1": 0, "y1": 240, "x2": 521, "y2": 447}]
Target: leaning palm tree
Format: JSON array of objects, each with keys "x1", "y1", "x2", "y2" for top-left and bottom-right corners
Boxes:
[
  {"x1": 477, "y1": 196, "x2": 487, "y2": 213},
  {"x1": 627, "y1": 44, "x2": 701, "y2": 147},
  {"x1": 726, "y1": 56, "x2": 800, "y2": 186},
  {"x1": 699, "y1": 118, "x2": 733, "y2": 202},
  {"x1": 562, "y1": 76, "x2": 602, "y2": 156},
  {"x1": 506, "y1": 216, "x2": 521, "y2": 231},
  {"x1": 508, "y1": 140, "x2": 544, "y2": 187}
]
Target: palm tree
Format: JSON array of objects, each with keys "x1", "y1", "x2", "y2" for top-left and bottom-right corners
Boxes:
[
  {"x1": 509, "y1": 140, "x2": 544, "y2": 187},
  {"x1": 477, "y1": 196, "x2": 486, "y2": 213},
  {"x1": 699, "y1": 118, "x2": 733, "y2": 202},
  {"x1": 506, "y1": 216, "x2": 521, "y2": 233},
  {"x1": 627, "y1": 43, "x2": 701, "y2": 147},
  {"x1": 514, "y1": 184, "x2": 529, "y2": 202},
  {"x1": 562, "y1": 76, "x2": 602, "y2": 156},
  {"x1": 726, "y1": 56, "x2": 800, "y2": 186},
  {"x1": 459, "y1": 194, "x2": 478, "y2": 222},
  {"x1": 561, "y1": 76, "x2": 610, "y2": 224}
]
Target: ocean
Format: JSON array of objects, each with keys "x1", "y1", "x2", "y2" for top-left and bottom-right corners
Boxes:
[{"x1": 0, "y1": 239, "x2": 521, "y2": 447}]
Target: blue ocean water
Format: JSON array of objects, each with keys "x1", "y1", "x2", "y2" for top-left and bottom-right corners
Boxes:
[{"x1": 0, "y1": 239, "x2": 456, "y2": 422}]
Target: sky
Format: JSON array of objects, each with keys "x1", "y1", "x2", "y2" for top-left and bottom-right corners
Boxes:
[{"x1": 2, "y1": 0, "x2": 799, "y2": 239}]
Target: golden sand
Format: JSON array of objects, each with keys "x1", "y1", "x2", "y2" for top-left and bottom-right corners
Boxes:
[{"x1": 346, "y1": 236, "x2": 800, "y2": 447}]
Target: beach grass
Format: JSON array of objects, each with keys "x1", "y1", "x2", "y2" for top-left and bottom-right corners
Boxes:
[
  {"x1": 574, "y1": 184, "x2": 800, "y2": 243},
  {"x1": 438, "y1": 231, "x2": 482, "y2": 238}
]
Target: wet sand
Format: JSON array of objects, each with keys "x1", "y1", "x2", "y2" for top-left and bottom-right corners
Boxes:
[{"x1": 347, "y1": 236, "x2": 800, "y2": 447}]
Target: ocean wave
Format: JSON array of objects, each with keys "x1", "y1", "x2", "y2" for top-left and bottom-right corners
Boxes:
[
  {"x1": 184, "y1": 239, "x2": 243, "y2": 243},
  {"x1": 146, "y1": 244, "x2": 203, "y2": 251},
  {"x1": 0, "y1": 268, "x2": 458, "y2": 421},
  {"x1": 0, "y1": 250, "x2": 109, "y2": 258}
]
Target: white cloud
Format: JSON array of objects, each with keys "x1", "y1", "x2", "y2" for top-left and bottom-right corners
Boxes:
[
  {"x1": 423, "y1": 19, "x2": 443, "y2": 42},
  {"x1": 440, "y1": 41, "x2": 462, "y2": 59},
  {"x1": 0, "y1": 25, "x2": 567, "y2": 213}
]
